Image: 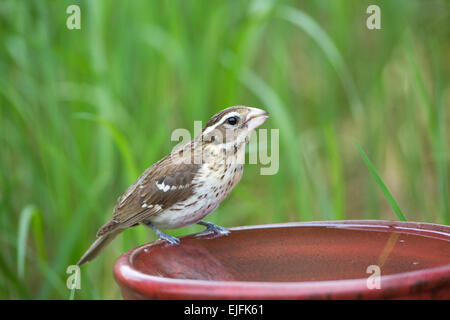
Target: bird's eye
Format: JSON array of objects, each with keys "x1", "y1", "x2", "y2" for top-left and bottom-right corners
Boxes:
[{"x1": 226, "y1": 116, "x2": 238, "y2": 125}]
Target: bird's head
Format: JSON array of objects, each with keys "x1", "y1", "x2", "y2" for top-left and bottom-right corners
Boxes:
[{"x1": 201, "y1": 106, "x2": 269, "y2": 149}]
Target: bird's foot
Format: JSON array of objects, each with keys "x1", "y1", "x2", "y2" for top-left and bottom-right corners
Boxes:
[
  {"x1": 197, "y1": 221, "x2": 230, "y2": 236},
  {"x1": 158, "y1": 232, "x2": 180, "y2": 245},
  {"x1": 145, "y1": 222, "x2": 180, "y2": 245}
]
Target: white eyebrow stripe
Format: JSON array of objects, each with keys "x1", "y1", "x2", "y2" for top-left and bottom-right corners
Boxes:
[{"x1": 203, "y1": 111, "x2": 241, "y2": 135}]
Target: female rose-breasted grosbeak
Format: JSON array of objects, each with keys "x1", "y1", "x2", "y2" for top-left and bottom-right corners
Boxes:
[{"x1": 77, "y1": 106, "x2": 268, "y2": 265}]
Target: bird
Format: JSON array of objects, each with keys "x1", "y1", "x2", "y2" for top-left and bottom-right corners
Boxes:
[{"x1": 77, "y1": 105, "x2": 269, "y2": 266}]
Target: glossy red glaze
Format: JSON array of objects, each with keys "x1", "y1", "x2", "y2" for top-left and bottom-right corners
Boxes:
[{"x1": 114, "y1": 220, "x2": 450, "y2": 299}]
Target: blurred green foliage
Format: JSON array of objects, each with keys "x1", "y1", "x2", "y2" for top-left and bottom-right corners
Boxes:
[{"x1": 0, "y1": 0, "x2": 448, "y2": 299}]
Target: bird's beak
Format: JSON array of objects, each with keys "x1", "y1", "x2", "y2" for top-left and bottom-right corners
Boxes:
[{"x1": 244, "y1": 107, "x2": 269, "y2": 131}]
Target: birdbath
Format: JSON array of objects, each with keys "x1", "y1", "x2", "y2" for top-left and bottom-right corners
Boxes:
[{"x1": 113, "y1": 220, "x2": 450, "y2": 299}]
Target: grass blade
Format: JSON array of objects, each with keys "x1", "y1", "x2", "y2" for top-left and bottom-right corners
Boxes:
[
  {"x1": 239, "y1": 66, "x2": 313, "y2": 221},
  {"x1": 278, "y1": 5, "x2": 363, "y2": 118},
  {"x1": 73, "y1": 112, "x2": 138, "y2": 184},
  {"x1": 356, "y1": 143, "x2": 407, "y2": 221},
  {"x1": 17, "y1": 205, "x2": 38, "y2": 279}
]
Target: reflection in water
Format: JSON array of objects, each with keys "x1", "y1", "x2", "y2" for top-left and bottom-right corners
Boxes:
[{"x1": 377, "y1": 232, "x2": 401, "y2": 267}]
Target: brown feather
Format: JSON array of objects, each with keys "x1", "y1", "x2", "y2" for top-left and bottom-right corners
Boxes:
[
  {"x1": 105, "y1": 146, "x2": 201, "y2": 231},
  {"x1": 77, "y1": 229, "x2": 121, "y2": 266}
]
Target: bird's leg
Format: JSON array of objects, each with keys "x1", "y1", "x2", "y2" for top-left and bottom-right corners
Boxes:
[
  {"x1": 144, "y1": 222, "x2": 180, "y2": 245},
  {"x1": 197, "y1": 221, "x2": 230, "y2": 236}
]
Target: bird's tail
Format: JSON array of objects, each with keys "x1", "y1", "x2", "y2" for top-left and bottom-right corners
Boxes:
[{"x1": 77, "y1": 229, "x2": 121, "y2": 266}]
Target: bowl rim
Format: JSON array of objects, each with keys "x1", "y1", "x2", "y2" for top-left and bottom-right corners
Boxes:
[{"x1": 113, "y1": 220, "x2": 450, "y2": 299}]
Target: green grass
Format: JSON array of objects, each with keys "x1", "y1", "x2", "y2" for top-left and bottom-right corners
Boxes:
[
  {"x1": 0, "y1": 0, "x2": 448, "y2": 299},
  {"x1": 356, "y1": 142, "x2": 407, "y2": 221}
]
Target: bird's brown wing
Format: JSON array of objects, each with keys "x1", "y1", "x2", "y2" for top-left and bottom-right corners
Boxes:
[{"x1": 97, "y1": 152, "x2": 201, "y2": 236}]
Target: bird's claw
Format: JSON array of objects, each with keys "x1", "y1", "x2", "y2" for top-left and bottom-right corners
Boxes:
[
  {"x1": 158, "y1": 233, "x2": 180, "y2": 245},
  {"x1": 207, "y1": 224, "x2": 230, "y2": 236},
  {"x1": 145, "y1": 221, "x2": 180, "y2": 245},
  {"x1": 196, "y1": 221, "x2": 230, "y2": 237}
]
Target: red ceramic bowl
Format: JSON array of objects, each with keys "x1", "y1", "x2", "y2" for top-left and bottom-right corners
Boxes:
[{"x1": 114, "y1": 220, "x2": 450, "y2": 299}]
